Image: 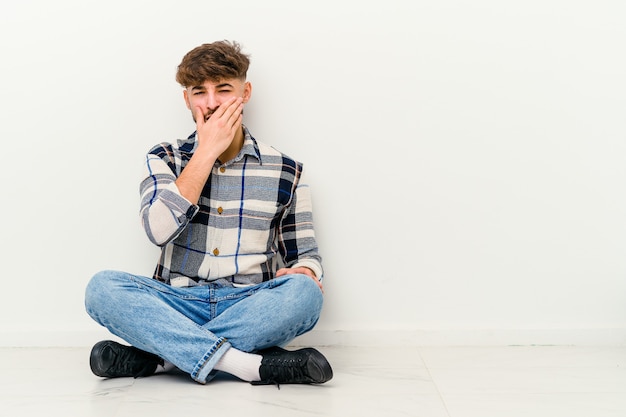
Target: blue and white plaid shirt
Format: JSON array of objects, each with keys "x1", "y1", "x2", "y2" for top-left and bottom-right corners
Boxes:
[{"x1": 140, "y1": 126, "x2": 323, "y2": 287}]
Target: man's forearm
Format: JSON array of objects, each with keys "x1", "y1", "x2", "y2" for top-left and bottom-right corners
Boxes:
[{"x1": 175, "y1": 151, "x2": 217, "y2": 205}]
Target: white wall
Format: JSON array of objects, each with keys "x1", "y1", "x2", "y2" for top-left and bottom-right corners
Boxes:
[{"x1": 1, "y1": 0, "x2": 625, "y2": 347}]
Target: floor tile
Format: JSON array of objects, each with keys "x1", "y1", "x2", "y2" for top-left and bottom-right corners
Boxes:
[
  {"x1": 442, "y1": 393, "x2": 626, "y2": 417},
  {"x1": 428, "y1": 366, "x2": 626, "y2": 394}
]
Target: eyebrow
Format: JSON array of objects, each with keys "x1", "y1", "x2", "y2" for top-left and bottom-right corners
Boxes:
[{"x1": 190, "y1": 83, "x2": 235, "y2": 91}]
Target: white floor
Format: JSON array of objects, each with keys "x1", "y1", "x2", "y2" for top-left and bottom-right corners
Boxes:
[{"x1": 1, "y1": 345, "x2": 625, "y2": 416}]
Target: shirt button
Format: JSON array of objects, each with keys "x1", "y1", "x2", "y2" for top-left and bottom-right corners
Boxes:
[
  {"x1": 213, "y1": 248, "x2": 220, "y2": 256},
  {"x1": 217, "y1": 207, "x2": 223, "y2": 214},
  {"x1": 219, "y1": 166, "x2": 226, "y2": 173}
]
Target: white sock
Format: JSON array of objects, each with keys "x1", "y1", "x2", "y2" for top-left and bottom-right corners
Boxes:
[{"x1": 214, "y1": 348, "x2": 262, "y2": 382}]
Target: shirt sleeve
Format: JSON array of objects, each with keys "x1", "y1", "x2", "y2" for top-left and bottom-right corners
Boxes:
[
  {"x1": 279, "y1": 166, "x2": 324, "y2": 280},
  {"x1": 139, "y1": 146, "x2": 199, "y2": 246}
]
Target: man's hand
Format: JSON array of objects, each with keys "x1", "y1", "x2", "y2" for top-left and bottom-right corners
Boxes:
[
  {"x1": 194, "y1": 96, "x2": 244, "y2": 160},
  {"x1": 276, "y1": 267, "x2": 324, "y2": 292}
]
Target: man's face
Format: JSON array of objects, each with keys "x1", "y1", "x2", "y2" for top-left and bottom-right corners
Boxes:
[{"x1": 183, "y1": 78, "x2": 251, "y2": 122}]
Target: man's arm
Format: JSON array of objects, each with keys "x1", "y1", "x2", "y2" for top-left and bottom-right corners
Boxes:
[
  {"x1": 140, "y1": 150, "x2": 197, "y2": 246},
  {"x1": 139, "y1": 97, "x2": 243, "y2": 246},
  {"x1": 176, "y1": 97, "x2": 243, "y2": 204},
  {"x1": 277, "y1": 167, "x2": 324, "y2": 291}
]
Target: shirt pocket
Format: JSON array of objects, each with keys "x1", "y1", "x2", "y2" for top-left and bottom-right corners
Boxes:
[
  {"x1": 240, "y1": 201, "x2": 282, "y2": 232},
  {"x1": 236, "y1": 201, "x2": 283, "y2": 255}
]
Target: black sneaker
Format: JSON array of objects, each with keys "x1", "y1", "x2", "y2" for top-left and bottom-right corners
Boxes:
[
  {"x1": 89, "y1": 340, "x2": 162, "y2": 378},
  {"x1": 252, "y1": 346, "x2": 333, "y2": 385}
]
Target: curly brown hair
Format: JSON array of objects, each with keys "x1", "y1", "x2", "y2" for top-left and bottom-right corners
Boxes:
[{"x1": 176, "y1": 40, "x2": 250, "y2": 87}]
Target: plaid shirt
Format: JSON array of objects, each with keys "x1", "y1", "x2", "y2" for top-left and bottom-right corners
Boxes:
[{"x1": 139, "y1": 126, "x2": 323, "y2": 287}]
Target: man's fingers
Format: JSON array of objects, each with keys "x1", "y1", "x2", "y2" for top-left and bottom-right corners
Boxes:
[
  {"x1": 223, "y1": 98, "x2": 244, "y2": 125},
  {"x1": 194, "y1": 106, "x2": 205, "y2": 126},
  {"x1": 227, "y1": 103, "x2": 244, "y2": 128},
  {"x1": 211, "y1": 96, "x2": 240, "y2": 120},
  {"x1": 199, "y1": 97, "x2": 243, "y2": 128}
]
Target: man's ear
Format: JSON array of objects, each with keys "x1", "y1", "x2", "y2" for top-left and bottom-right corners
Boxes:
[
  {"x1": 242, "y1": 81, "x2": 252, "y2": 103},
  {"x1": 183, "y1": 88, "x2": 191, "y2": 109}
]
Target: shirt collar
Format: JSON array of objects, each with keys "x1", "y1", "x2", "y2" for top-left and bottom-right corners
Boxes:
[{"x1": 238, "y1": 125, "x2": 262, "y2": 164}]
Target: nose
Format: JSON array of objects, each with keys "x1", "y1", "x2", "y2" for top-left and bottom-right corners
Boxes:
[{"x1": 205, "y1": 92, "x2": 219, "y2": 111}]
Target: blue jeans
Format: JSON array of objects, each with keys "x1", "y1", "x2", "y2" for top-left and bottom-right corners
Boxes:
[{"x1": 84, "y1": 270, "x2": 323, "y2": 383}]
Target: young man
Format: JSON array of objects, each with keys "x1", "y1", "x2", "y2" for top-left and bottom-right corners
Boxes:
[{"x1": 84, "y1": 41, "x2": 332, "y2": 386}]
